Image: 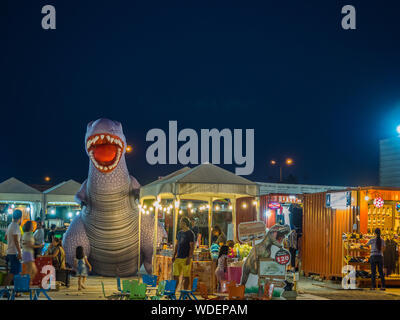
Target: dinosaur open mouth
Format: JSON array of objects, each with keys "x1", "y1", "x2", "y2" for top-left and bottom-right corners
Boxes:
[
  {"x1": 86, "y1": 133, "x2": 124, "y2": 173},
  {"x1": 272, "y1": 231, "x2": 286, "y2": 244}
]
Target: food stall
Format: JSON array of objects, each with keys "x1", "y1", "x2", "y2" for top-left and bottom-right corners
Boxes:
[
  {"x1": 302, "y1": 187, "x2": 400, "y2": 287},
  {"x1": 0, "y1": 177, "x2": 43, "y2": 233},
  {"x1": 43, "y1": 180, "x2": 82, "y2": 239},
  {"x1": 139, "y1": 163, "x2": 259, "y2": 292}
]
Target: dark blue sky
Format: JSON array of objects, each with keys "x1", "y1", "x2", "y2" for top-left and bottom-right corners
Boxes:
[{"x1": 2, "y1": 0, "x2": 400, "y2": 187}]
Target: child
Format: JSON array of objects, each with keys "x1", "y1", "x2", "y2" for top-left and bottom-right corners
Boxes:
[
  {"x1": 215, "y1": 245, "x2": 229, "y2": 292},
  {"x1": 74, "y1": 246, "x2": 92, "y2": 290},
  {"x1": 22, "y1": 221, "x2": 42, "y2": 285}
]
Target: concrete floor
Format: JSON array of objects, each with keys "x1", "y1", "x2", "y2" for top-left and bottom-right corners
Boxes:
[{"x1": 3, "y1": 275, "x2": 400, "y2": 300}]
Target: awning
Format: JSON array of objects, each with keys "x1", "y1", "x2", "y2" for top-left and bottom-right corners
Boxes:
[{"x1": 140, "y1": 163, "x2": 259, "y2": 201}]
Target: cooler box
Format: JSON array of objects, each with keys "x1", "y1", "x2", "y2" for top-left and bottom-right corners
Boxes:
[
  {"x1": 228, "y1": 266, "x2": 242, "y2": 284},
  {"x1": 22, "y1": 257, "x2": 53, "y2": 288}
]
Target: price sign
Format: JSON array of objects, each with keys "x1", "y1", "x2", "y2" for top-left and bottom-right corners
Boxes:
[{"x1": 275, "y1": 249, "x2": 291, "y2": 265}]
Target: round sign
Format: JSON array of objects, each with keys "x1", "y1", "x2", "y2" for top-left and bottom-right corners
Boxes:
[{"x1": 275, "y1": 248, "x2": 291, "y2": 265}]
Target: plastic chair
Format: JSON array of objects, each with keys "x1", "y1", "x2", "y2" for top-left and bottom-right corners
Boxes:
[
  {"x1": 228, "y1": 284, "x2": 245, "y2": 300},
  {"x1": 0, "y1": 286, "x2": 11, "y2": 300},
  {"x1": 116, "y1": 277, "x2": 122, "y2": 292},
  {"x1": 198, "y1": 282, "x2": 220, "y2": 300},
  {"x1": 179, "y1": 278, "x2": 198, "y2": 300},
  {"x1": 101, "y1": 281, "x2": 124, "y2": 300},
  {"x1": 142, "y1": 274, "x2": 157, "y2": 288},
  {"x1": 164, "y1": 279, "x2": 177, "y2": 300},
  {"x1": 122, "y1": 279, "x2": 135, "y2": 293},
  {"x1": 129, "y1": 281, "x2": 147, "y2": 300},
  {"x1": 10, "y1": 275, "x2": 33, "y2": 300},
  {"x1": 150, "y1": 280, "x2": 166, "y2": 300}
]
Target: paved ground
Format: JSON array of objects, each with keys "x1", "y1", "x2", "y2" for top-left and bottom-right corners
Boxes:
[
  {"x1": 297, "y1": 277, "x2": 400, "y2": 300},
  {"x1": 3, "y1": 275, "x2": 400, "y2": 300}
]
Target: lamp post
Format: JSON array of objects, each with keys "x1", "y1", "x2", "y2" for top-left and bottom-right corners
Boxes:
[{"x1": 270, "y1": 158, "x2": 294, "y2": 182}]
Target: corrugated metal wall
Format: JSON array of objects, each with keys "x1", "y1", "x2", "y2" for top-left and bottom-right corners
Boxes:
[
  {"x1": 302, "y1": 192, "x2": 356, "y2": 279},
  {"x1": 236, "y1": 197, "x2": 257, "y2": 240}
]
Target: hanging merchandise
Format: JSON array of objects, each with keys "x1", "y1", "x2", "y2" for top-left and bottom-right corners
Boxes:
[
  {"x1": 373, "y1": 197, "x2": 384, "y2": 208},
  {"x1": 396, "y1": 202, "x2": 400, "y2": 212}
]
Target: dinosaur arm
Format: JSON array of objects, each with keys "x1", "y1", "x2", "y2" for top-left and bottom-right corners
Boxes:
[
  {"x1": 74, "y1": 179, "x2": 88, "y2": 206},
  {"x1": 129, "y1": 175, "x2": 141, "y2": 202}
]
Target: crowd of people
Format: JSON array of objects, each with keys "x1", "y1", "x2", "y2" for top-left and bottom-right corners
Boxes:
[{"x1": 2, "y1": 209, "x2": 90, "y2": 294}]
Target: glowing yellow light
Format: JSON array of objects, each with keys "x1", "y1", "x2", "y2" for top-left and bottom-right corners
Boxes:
[
  {"x1": 179, "y1": 210, "x2": 183, "y2": 215},
  {"x1": 149, "y1": 207, "x2": 153, "y2": 212},
  {"x1": 242, "y1": 203, "x2": 247, "y2": 209},
  {"x1": 215, "y1": 205, "x2": 220, "y2": 211},
  {"x1": 44, "y1": 176, "x2": 51, "y2": 182},
  {"x1": 252, "y1": 200, "x2": 257, "y2": 206},
  {"x1": 188, "y1": 202, "x2": 193, "y2": 208},
  {"x1": 229, "y1": 205, "x2": 233, "y2": 210},
  {"x1": 286, "y1": 158, "x2": 293, "y2": 165},
  {"x1": 270, "y1": 160, "x2": 276, "y2": 166},
  {"x1": 126, "y1": 145, "x2": 133, "y2": 153}
]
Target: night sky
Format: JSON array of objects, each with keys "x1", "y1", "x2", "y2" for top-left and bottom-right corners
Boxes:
[{"x1": 2, "y1": 0, "x2": 400, "y2": 187}]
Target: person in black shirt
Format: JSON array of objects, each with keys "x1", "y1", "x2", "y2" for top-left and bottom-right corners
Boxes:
[{"x1": 172, "y1": 217, "x2": 195, "y2": 290}]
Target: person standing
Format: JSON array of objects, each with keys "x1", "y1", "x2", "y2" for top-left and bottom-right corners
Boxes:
[
  {"x1": 287, "y1": 229, "x2": 298, "y2": 272},
  {"x1": 21, "y1": 221, "x2": 42, "y2": 285},
  {"x1": 33, "y1": 219, "x2": 45, "y2": 258},
  {"x1": 367, "y1": 228, "x2": 386, "y2": 290},
  {"x1": 3, "y1": 210, "x2": 23, "y2": 286},
  {"x1": 47, "y1": 224, "x2": 56, "y2": 243},
  {"x1": 172, "y1": 217, "x2": 195, "y2": 290},
  {"x1": 212, "y1": 225, "x2": 227, "y2": 245}
]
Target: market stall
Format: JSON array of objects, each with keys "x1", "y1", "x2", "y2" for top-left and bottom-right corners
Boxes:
[
  {"x1": 0, "y1": 177, "x2": 43, "y2": 232},
  {"x1": 139, "y1": 163, "x2": 259, "y2": 292},
  {"x1": 42, "y1": 180, "x2": 82, "y2": 239},
  {"x1": 302, "y1": 187, "x2": 400, "y2": 287}
]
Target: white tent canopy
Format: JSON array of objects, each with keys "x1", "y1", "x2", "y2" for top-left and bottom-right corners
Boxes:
[
  {"x1": 0, "y1": 177, "x2": 42, "y2": 202},
  {"x1": 139, "y1": 163, "x2": 259, "y2": 273},
  {"x1": 140, "y1": 163, "x2": 259, "y2": 201},
  {"x1": 43, "y1": 179, "x2": 82, "y2": 204}
]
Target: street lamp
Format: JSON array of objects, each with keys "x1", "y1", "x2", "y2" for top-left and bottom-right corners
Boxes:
[
  {"x1": 270, "y1": 158, "x2": 294, "y2": 182},
  {"x1": 126, "y1": 145, "x2": 133, "y2": 153}
]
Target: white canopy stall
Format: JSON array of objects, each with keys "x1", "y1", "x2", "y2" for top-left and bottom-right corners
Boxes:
[
  {"x1": 0, "y1": 177, "x2": 43, "y2": 223},
  {"x1": 139, "y1": 163, "x2": 259, "y2": 272},
  {"x1": 43, "y1": 179, "x2": 82, "y2": 226}
]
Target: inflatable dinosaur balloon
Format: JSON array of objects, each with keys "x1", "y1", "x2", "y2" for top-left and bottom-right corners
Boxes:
[{"x1": 63, "y1": 118, "x2": 166, "y2": 276}]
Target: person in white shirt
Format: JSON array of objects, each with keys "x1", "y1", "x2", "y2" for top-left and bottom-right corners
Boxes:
[{"x1": 3, "y1": 210, "x2": 22, "y2": 286}]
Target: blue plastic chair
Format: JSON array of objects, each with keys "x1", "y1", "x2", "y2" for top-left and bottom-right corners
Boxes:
[
  {"x1": 116, "y1": 277, "x2": 122, "y2": 292},
  {"x1": 179, "y1": 278, "x2": 198, "y2": 300},
  {"x1": 10, "y1": 275, "x2": 33, "y2": 300},
  {"x1": 0, "y1": 286, "x2": 11, "y2": 300},
  {"x1": 10, "y1": 274, "x2": 52, "y2": 300},
  {"x1": 142, "y1": 274, "x2": 157, "y2": 288},
  {"x1": 164, "y1": 279, "x2": 177, "y2": 300}
]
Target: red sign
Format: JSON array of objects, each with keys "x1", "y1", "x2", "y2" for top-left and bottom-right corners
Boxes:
[
  {"x1": 268, "y1": 202, "x2": 281, "y2": 209},
  {"x1": 275, "y1": 249, "x2": 291, "y2": 265}
]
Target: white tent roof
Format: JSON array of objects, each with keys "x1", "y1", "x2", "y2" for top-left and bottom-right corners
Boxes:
[
  {"x1": 0, "y1": 177, "x2": 42, "y2": 202},
  {"x1": 140, "y1": 163, "x2": 259, "y2": 200},
  {"x1": 43, "y1": 179, "x2": 82, "y2": 204},
  {"x1": 257, "y1": 182, "x2": 348, "y2": 196}
]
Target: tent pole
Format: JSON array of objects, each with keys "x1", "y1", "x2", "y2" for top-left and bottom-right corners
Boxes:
[
  {"x1": 232, "y1": 197, "x2": 237, "y2": 243},
  {"x1": 208, "y1": 198, "x2": 213, "y2": 246},
  {"x1": 256, "y1": 196, "x2": 260, "y2": 221},
  {"x1": 172, "y1": 196, "x2": 179, "y2": 279},
  {"x1": 138, "y1": 198, "x2": 144, "y2": 275},
  {"x1": 152, "y1": 197, "x2": 160, "y2": 274}
]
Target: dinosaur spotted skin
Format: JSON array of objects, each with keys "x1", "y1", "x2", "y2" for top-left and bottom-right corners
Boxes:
[
  {"x1": 63, "y1": 118, "x2": 166, "y2": 276},
  {"x1": 240, "y1": 224, "x2": 291, "y2": 285}
]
